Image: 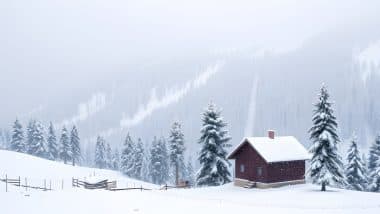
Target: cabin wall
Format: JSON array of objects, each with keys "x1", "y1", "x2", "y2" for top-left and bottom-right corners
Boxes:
[
  {"x1": 234, "y1": 142, "x2": 268, "y2": 182},
  {"x1": 266, "y1": 160, "x2": 305, "y2": 183}
]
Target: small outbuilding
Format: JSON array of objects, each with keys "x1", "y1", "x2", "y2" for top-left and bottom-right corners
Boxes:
[{"x1": 228, "y1": 130, "x2": 310, "y2": 188}]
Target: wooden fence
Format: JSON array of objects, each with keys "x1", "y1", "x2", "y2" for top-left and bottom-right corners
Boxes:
[
  {"x1": 72, "y1": 178, "x2": 118, "y2": 190},
  {"x1": 1, "y1": 175, "x2": 53, "y2": 192}
]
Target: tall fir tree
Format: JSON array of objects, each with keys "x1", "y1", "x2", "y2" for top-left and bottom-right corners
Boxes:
[
  {"x1": 94, "y1": 136, "x2": 106, "y2": 169},
  {"x1": 185, "y1": 156, "x2": 195, "y2": 185},
  {"x1": 46, "y1": 122, "x2": 58, "y2": 160},
  {"x1": 132, "y1": 138, "x2": 144, "y2": 179},
  {"x1": 28, "y1": 120, "x2": 47, "y2": 158},
  {"x1": 196, "y1": 102, "x2": 232, "y2": 186},
  {"x1": 26, "y1": 120, "x2": 36, "y2": 154},
  {"x1": 59, "y1": 126, "x2": 72, "y2": 164},
  {"x1": 308, "y1": 85, "x2": 345, "y2": 191},
  {"x1": 70, "y1": 126, "x2": 81, "y2": 166},
  {"x1": 368, "y1": 135, "x2": 380, "y2": 174},
  {"x1": 368, "y1": 136, "x2": 380, "y2": 192},
  {"x1": 112, "y1": 148, "x2": 120, "y2": 170},
  {"x1": 169, "y1": 122, "x2": 186, "y2": 184},
  {"x1": 369, "y1": 167, "x2": 380, "y2": 192},
  {"x1": 10, "y1": 119, "x2": 25, "y2": 153},
  {"x1": 121, "y1": 133, "x2": 135, "y2": 176},
  {"x1": 141, "y1": 142, "x2": 151, "y2": 182},
  {"x1": 345, "y1": 133, "x2": 366, "y2": 191},
  {"x1": 106, "y1": 143, "x2": 113, "y2": 169},
  {"x1": 149, "y1": 137, "x2": 169, "y2": 184}
]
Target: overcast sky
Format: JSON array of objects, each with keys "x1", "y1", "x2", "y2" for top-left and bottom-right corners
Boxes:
[{"x1": 1, "y1": 0, "x2": 378, "y2": 75}]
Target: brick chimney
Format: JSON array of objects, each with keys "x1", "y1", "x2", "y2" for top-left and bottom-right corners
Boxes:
[{"x1": 268, "y1": 130, "x2": 275, "y2": 139}]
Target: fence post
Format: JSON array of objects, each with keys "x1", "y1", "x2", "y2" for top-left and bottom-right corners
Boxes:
[
  {"x1": 18, "y1": 176, "x2": 21, "y2": 187},
  {"x1": 62, "y1": 179, "x2": 64, "y2": 190},
  {"x1": 44, "y1": 179, "x2": 46, "y2": 191},
  {"x1": 49, "y1": 180, "x2": 52, "y2": 191},
  {"x1": 5, "y1": 174, "x2": 7, "y2": 192},
  {"x1": 25, "y1": 177, "x2": 28, "y2": 192},
  {"x1": 140, "y1": 185, "x2": 142, "y2": 191}
]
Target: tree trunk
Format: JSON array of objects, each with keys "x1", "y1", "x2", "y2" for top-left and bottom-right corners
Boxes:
[{"x1": 321, "y1": 182, "x2": 326, "y2": 191}]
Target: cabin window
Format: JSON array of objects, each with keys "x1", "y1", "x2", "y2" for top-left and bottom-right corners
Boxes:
[
  {"x1": 257, "y1": 167, "x2": 263, "y2": 176},
  {"x1": 240, "y1": 164, "x2": 245, "y2": 173}
]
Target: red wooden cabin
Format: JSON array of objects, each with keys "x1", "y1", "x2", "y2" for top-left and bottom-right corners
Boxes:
[{"x1": 228, "y1": 131, "x2": 310, "y2": 188}]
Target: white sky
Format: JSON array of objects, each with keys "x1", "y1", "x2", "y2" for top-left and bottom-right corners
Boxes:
[{"x1": 1, "y1": 0, "x2": 378, "y2": 74}]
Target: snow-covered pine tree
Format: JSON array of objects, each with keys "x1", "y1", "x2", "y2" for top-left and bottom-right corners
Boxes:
[
  {"x1": 112, "y1": 148, "x2": 120, "y2": 170},
  {"x1": 149, "y1": 137, "x2": 160, "y2": 184},
  {"x1": 185, "y1": 156, "x2": 195, "y2": 185},
  {"x1": 26, "y1": 119, "x2": 36, "y2": 154},
  {"x1": 345, "y1": 133, "x2": 366, "y2": 191},
  {"x1": 121, "y1": 133, "x2": 135, "y2": 176},
  {"x1": 28, "y1": 120, "x2": 47, "y2": 158},
  {"x1": 196, "y1": 102, "x2": 232, "y2": 186},
  {"x1": 308, "y1": 85, "x2": 345, "y2": 191},
  {"x1": 368, "y1": 135, "x2": 380, "y2": 174},
  {"x1": 141, "y1": 141, "x2": 151, "y2": 182},
  {"x1": 94, "y1": 136, "x2": 106, "y2": 169},
  {"x1": 59, "y1": 126, "x2": 72, "y2": 164},
  {"x1": 46, "y1": 122, "x2": 58, "y2": 160},
  {"x1": 10, "y1": 119, "x2": 25, "y2": 153},
  {"x1": 106, "y1": 143, "x2": 113, "y2": 169},
  {"x1": 168, "y1": 121, "x2": 186, "y2": 184},
  {"x1": 70, "y1": 126, "x2": 81, "y2": 166},
  {"x1": 361, "y1": 153, "x2": 369, "y2": 188},
  {"x1": 132, "y1": 138, "x2": 144, "y2": 179},
  {"x1": 369, "y1": 167, "x2": 380, "y2": 192},
  {"x1": 149, "y1": 137, "x2": 169, "y2": 184}
]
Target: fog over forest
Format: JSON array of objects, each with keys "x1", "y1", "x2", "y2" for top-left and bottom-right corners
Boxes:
[{"x1": 1, "y1": 0, "x2": 380, "y2": 158}]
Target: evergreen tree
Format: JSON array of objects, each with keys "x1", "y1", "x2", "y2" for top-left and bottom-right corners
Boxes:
[
  {"x1": 169, "y1": 122, "x2": 186, "y2": 184},
  {"x1": 70, "y1": 126, "x2": 81, "y2": 166},
  {"x1": 132, "y1": 138, "x2": 144, "y2": 179},
  {"x1": 26, "y1": 120, "x2": 36, "y2": 154},
  {"x1": 196, "y1": 102, "x2": 232, "y2": 186},
  {"x1": 345, "y1": 134, "x2": 366, "y2": 191},
  {"x1": 368, "y1": 135, "x2": 380, "y2": 174},
  {"x1": 149, "y1": 137, "x2": 169, "y2": 184},
  {"x1": 46, "y1": 122, "x2": 58, "y2": 160},
  {"x1": 141, "y1": 142, "x2": 151, "y2": 182},
  {"x1": 369, "y1": 168, "x2": 380, "y2": 192},
  {"x1": 94, "y1": 136, "x2": 106, "y2": 169},
  {"x1": 368, "y1": 137, "x2": 380, "y2": 192},
  {"x1": 112, "y1": 148, "x2": 120, "y2": 170},
  {"x1": 28, "y1": 120, "x2": 47, "y2": 158},
  {"x1": 185, "y1": 156, "x2": 195, "y2": 185},
  {"x1": 121, "y1": 133, "x2": 135, "y2": 176},
  {"x1": 10, "y1": 119, "x2": 25, "y2": 153},
  {"x1": 362, "y1": 153, "x2": 369, "y2": 188},
  {"x1": 106, "y1": 143, "x2": 113, "y2": 169},
  {"x1": 308, "y1": 85, "x2": 345, "y2": 191},
  {"x1": 59, "y1": 126, "x2": 71, "y2": 164}
]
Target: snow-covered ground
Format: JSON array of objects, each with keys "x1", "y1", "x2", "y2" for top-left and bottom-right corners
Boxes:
[{"x1": 1, "y1": 150, "x2": 380, "y2": 214}]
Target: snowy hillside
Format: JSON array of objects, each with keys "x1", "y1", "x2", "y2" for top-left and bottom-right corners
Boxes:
[
  {"x1": 1, "y1": 150, "x2": 380, "y2": 214},
  {"x1": 0, "y1": 150, "x2": 156, "y2": 190}
]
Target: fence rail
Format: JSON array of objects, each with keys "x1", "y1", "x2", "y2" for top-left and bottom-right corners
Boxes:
[
  {"x1": 72, "y1": 178, "x2": 118, "y2": 190},
  {"x1": 1, "y1": 175, "x2": 53, "y2": 192}
]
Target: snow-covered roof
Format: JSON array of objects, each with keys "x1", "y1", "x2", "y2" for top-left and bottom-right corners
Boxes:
[{"x1": 228, "y1": 136, "x2": 311, "y2": 163}]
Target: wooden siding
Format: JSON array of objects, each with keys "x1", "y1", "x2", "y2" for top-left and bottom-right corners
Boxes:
[
  {"x1": 232, "y1": 140, "x2": 306, "y2": 183},
  {"x1": 234, "y1": 141, "x2": 268, "y2": 183}
]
